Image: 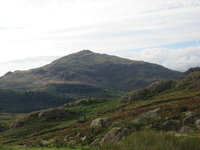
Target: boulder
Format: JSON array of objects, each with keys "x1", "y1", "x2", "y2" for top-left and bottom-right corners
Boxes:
[
  {"x1": 41, "y1": 140, "x2": 50, "y2": 146},
  {"x1": 179, "y1": 125, "x2": 193, "y2": 133},
  {"x1": 163, "y1": 120, "x2": 181, "y2": 131},
  {"x1": 101, "y1": 127, "x2": 131, "y2": 143},
  {"x1": 195, "y1": 119, "x2": 200, "y2": 130},
  {"x1": 137, "y1": 108, "x2": 161, "y2": 121},
  {"x1": 183, "y1": 111, "x2": 196, "y2": 124},
  {"x1": 91, "y1": 117, "x2": 111, "y2": 129}
]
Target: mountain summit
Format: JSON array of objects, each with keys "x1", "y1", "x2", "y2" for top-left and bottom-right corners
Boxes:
[{"x1": 0, "y1": 50, "x2": 181, "y2": 92}]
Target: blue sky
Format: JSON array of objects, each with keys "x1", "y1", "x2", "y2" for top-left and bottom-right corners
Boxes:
[{"x1": 0, "y1": 0, "x2": 200, "y2": 75}]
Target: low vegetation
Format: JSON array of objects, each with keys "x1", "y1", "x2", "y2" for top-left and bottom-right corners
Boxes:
[{"x1": 0, "y1": 67, "x2": 199, "y2": 150}]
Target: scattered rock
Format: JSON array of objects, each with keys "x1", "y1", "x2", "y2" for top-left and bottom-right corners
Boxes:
[
  {"x1": 91, "y1": 117, "x2": 111, "y2": 129},
  {"x1": 63, "y1": 135, "x2": 70, "y2": 142},
  {"x1": 90, "y1": 139, "x2": 99, "y2": 145},
  {"x1": 163, "y1": 120, "x2": 181, "y2": 131},
  {"x1": 101, "y1": 127, "x2": 131, "y2": 144},
  {"x1": 195, "y1": 119, "x2": 200, "y2": 130},
  {"x1": 179, "y1": 125, "x2": 193, "y2": 133},
  {"x1": 137, "y1": 108, "x2": 161, "y2": 121},
  {"x1": 183, "y1": 111, "x2": 196, "y2": 124},
  {"x1": 41, "y1": 140, "x2": 49, "y2": 146},
  {"x1": 81, "y1": 136, "x2": 87, "y2": 142}
]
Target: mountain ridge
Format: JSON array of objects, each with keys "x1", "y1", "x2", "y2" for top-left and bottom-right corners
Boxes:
[{"x1": 0, "y1": 50, "x2": 181, "y2": 92}]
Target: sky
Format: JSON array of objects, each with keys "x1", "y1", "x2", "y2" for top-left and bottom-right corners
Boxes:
[{"x1": 0, "y1": 0, "x2": 200, "y2": 76}]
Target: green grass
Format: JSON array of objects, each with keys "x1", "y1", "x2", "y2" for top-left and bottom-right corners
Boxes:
[
  {"x1": 99, "y1": 130, "x2": 200, "y2": 150},
  {"x1": 66, "y1": 98, "x2": 120, "y2": 118},
  {"x1": 0, "y1": 145, "x2": 96, "y2": 150}
]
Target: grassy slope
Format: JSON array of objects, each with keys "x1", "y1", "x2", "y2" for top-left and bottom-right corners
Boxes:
[
  {"x1": 0, "y1": 70, "x2": 200, "y2": 150},
  {"x1": 1, "y1": 89, "x2": 200, "y2": 148}
]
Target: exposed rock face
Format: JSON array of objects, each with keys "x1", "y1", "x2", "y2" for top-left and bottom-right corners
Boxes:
[
  {"x1": 91, "y1": 117, "x2": 111, "y2": 129},
  {"x1": 195, "y1": 119, "x2": 200, "y2": 130},
  {"x1": 101, "y1": 127, "x2": 131, "y2": 143},
  {"x1": 121, "y1": 80, "x2": 174, "y2": 102}
]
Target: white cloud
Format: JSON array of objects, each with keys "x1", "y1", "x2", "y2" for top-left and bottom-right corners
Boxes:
[
  {"x1": 120, "y1": 46, "x2": 200, "y2": 72},
  {"x1": 0, "y1": 0, "x2": 199, "y2": 75},
  {"x1": 0, "y1": 56, "x2": 59, "y2": 76}
]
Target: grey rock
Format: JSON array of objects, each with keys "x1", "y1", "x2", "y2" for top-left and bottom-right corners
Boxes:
[
  {"x1": 195, "y1": 119, "x2": 200, "y2": 130},
  {"x1": 179, "y1": 125, "x2": 193, "y2": 133},
  {"x1": 183, "y1": 111, "x2": 196, "y2": 124},
  {"x1": 91, "y1": 117, "x2": 111, "y2": 129},
  {"x1": 137, "y1": 108, "x2": 161, "y2": 121},
  {"x1": 101, "y1": 127, "x2": 131, "y2": 144}
]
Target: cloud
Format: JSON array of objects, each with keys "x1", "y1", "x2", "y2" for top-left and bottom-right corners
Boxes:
[
  {"x1": 0, "y1": 0, "x2": 199, "y2": 74},
  {"x1": 0, "y1": 0, "x2": 199, "y2": 59},
  {"x1": 120, "y1": 46, "x2": 200, "y2": 72},
  {"x1": 0, "y1": 56, "x2": 59, "y2": 76}
]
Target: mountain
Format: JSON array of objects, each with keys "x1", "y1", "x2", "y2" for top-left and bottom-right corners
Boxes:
[{"x1": 0, "y1": 50, "x2": 181, "y2": 94}]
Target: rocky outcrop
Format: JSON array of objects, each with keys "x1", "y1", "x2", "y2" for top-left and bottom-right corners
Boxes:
[
  {"x1": 179, "y1": 125, "x2": 193, "y2": 133},
  {"x1": 121, "y1": 80, "x2": 174, "y2": 102},
  {"x1": 91, "y1": 117, "x2": 111, "y2": 129},
  {"x1": 195, "y1": 119, "x2": 200, "y2": 130},
  {"x1": 101, "y1": 127, "x2": 131, "y2": 143}
]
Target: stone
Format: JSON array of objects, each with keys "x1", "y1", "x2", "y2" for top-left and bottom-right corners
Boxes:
[
  {"x1": 41, "y1": 140, "x2": 50, "y2": 146},
  {"x1": 179, "y1": 125, "x2": 193, "y2": 133},
  {"x1": 195, "y1": 119, "x2": 200, "y2": 130},
  {"x1": 90, "y1": 139, "x2": 99, "y2": 145},
  {"x1": 183, "y1": 111, "x2": 196, "y2": 124},
  {"x1": 101, "y1": 127, "x2": 131, "y2": 144},
  {"x1": 137, "y1": 108, "x2": 161, "y2": 121},
  {"x1": 91, "y1": 117, "x2": 111, "y2": 129}
]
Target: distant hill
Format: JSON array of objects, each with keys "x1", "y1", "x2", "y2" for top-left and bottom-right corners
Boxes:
[{"x1": 0, "y1": 50, "x2": 181, "y2": 94}]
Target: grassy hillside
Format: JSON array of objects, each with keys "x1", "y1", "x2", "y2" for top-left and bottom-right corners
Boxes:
[
  {"x1": 0, "y1": 68, "x2": 199, "y2": 150},
  {"x1": 121, "y1": 67, "x2": 200, "y2": 103},
  {"x1": 0, "y1": 50, "x2": 181, "y2": 93}
]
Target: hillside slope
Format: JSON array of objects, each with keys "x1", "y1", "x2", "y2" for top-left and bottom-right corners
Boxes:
[
  {"x1": 121, "y1": 67, "x2": 200, "y2": 102},
  {"x1": 0, "y1": 67, "x2": 200, "y2": 150},
  {"x1": 0, "y1": 50, "x2": 181, "y2": 92}
]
